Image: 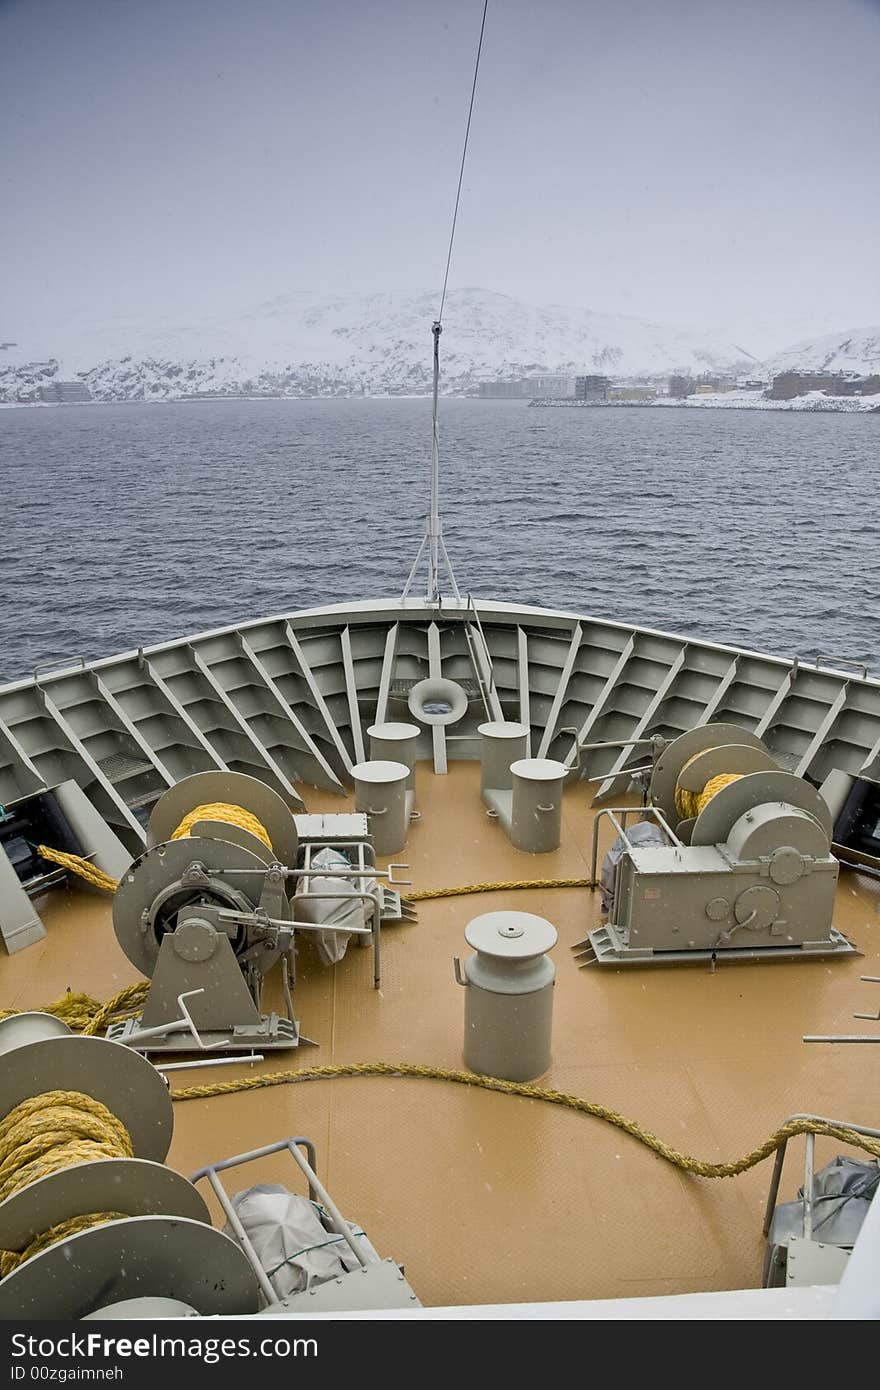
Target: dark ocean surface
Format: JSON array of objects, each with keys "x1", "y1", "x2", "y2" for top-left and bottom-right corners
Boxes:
[{"x1": 0, "y1": 398, "x2": 877, "y2": 683}]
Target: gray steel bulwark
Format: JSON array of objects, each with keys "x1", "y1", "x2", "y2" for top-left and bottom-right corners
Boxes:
[{"x1": 1, "y1": 599, "x2": 879, "y2": 853}]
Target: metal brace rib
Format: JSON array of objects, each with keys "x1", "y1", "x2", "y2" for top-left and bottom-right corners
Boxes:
[
  {"x1": 563, "y1": 634, "x2": 636, "y2": 772},
  {"x1": 695, "y1": 655, "x2": 740, "y2": 726},
  {"x1": 282, "y1": 623, "x2": 353, "y2": 777},
  {"x1": 90, "y1": 670, "x2": 175, "y2": 788},
  {"x1": 137, "y1": 652, "x2": 226, "y2": 770},
  {"x1": 537, "y1": 622, "x2": 584, "y2": 758},
  {"x1": 236, "y1": 633, "x2": 341, "y2": 794},
  {"x1": 795, "y1": 685, "x2": 850, "y2": 779},
  {"x1": 32, "y1": 683, "x2": 144, "y2": 838},
  {"x1": 427, "y1": 622, "x2": 447, "y2": 774},
  {"x1": 517, "y1": 626, "x2": 532, "y2": 753},
  {"x1": 340, "y1": 626, "x2": 366, "y2": 762},
  {"x1": 189, "y1": 645, "x2": 306, "y2": 804},
  {"x1": 375, "y1": 623, "x2": 399, "y2": 727},
  {"x1": 593, "y1": 646, "x2": 687, "y2": 800},
  {"x1": 754, "y1": 666, "x2": 797, "y2": 740}
]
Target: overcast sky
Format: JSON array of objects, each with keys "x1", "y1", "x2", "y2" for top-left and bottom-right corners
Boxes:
[{"x1": 2, "y1": 0, "x2": 879, "y2": 353}]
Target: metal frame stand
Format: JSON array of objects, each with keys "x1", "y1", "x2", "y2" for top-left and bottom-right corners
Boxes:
[
  {"x1": 761, "y1": 1113, "x2": 880, "y2": 1288},
  {"x1": 190, "y1": 1136, "x2": 377, "y2": 1309}
]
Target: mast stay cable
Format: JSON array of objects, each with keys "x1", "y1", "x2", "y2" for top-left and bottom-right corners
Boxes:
[{"x1": 402, "y1": 0, "x2": 489, "y2": 603}]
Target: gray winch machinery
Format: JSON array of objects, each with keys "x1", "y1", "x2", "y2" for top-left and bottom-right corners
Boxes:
[
  {"x1": 576, "y1": 722, "x2": 857, "y2": 967},
  {"x1": 0, "y1": 1012, "x2": 419, "y2": 1319},
  {"x1": 110, "y1": 770, "x2": 411, "y2": 1053},
  {"x1": 0, "y1": 1010, "x2": 258, "y2": 1320}
]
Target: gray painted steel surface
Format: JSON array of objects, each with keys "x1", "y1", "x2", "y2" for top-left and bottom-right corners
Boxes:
[
  {"x1": 457, "y1": 910, "x2": 557, "y2": 1082},
  {"x1": 351, "y1": 759, "x2": 409, "y2": 855},
  {"x1": 1, "y1": 597, "x2": 878, "y2": 864}
]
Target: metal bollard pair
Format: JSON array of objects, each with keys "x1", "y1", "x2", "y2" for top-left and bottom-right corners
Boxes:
[
  {"x1": 479, "y1": 721, "x2": 567, "y2": 853},
  {"x1": 351, "y1": 721, "x2": 421, "y2": 855}
]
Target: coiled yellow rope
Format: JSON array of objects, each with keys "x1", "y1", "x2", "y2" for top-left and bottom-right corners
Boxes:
[
  {"x1": 37, "y1": 801, "x2": 273, "y2": 895},
  {"x1": 674, "y1": 757, "x2": 744, "y2": 821},
  {"x1": 0, "y1": 1090, "x2": 132, "y2": 1276},
  {"x1": 170, "y1": 802, "x2": 272, "y2": 849},
  {"x1": 3, "y1": 1211, "x2": 128, "y2": 1276},
  {"x1": 0, "y1": 984, "x2": 149, "y2": 1035},
  {"x1": 171, "y1": 1062, "x2": 880, "y2": 1181}
]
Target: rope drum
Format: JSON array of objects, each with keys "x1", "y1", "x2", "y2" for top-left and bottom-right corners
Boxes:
[
  {"x1": 674, "y1": 755, "x2": 744, "y2": 821},
  {"x1": 0, "y1": 1090, "x2": 131, "y2": 1275},
  {"x1": 37, "y1": 800, "x2": 273, "y2": 895},
  {"x1": 0, "y1": 1015, "x2": 260, "y2": 1318},
  {"x1": 170, "y1": 802, "x2": 272, "y2": 850}
]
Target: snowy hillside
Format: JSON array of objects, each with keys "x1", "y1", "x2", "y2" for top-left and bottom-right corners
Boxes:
[
  {"x1": 763, "y1": 326, "x2": 880, "y2": 377},
  {"x1": 0, "y1": 289, "x2": 746, "y2": 403}
]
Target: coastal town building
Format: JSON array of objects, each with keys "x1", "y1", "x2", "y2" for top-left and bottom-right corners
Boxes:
[
  {"x1": 768, "y1": 371, "x2": 880, "y2": 400},
  {"x1": 574, "y1": 375, "x2": 610, "y2": 401},
  {"x1": 607, "y1": 385, "x2": 656, "y2": 402},
  {"x1": 38, "y1": 380, "x2": 92, "y2": 403},
  {"x1": 478, "y1": 374, "x2": 574, "y2": 399}
]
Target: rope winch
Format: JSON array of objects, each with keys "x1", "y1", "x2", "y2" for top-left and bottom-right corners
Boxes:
[
  {"x1": 106, "y1": 772, "x2": 308, "y2": 1053},
  {"x1": 576, "y1": 722, "x2": 857, "y2": 967},
  {"x1": 92, "y1": 770, "x2": 410, "y2": 1054},
  {"x1": 0, "y1": 1010, "x2": 259, "y2": 1320}
]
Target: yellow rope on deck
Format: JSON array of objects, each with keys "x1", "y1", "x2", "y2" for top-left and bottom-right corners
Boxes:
[
  {"x1": 170, "y1": 1062, "x2": 880, "y2": 1181},
  {"x1": 0, "y1": 983, "x2": 149, "y2": 1035},
  {"x1": 408, "y1": 878, "x2": 591, "y2": 901},
  {"x1": 36, "y1": 800, "x2": 273, "y2": 896},
  {"x1": 2, "y1": 990, "x2": 878, "y2": 1186},
  {"x1": 0, "y1": 1089, "x2": 132, "y2": 1276},
  {"x1": 16, "y1": 797, "x2": 880, "y2": 1192}
]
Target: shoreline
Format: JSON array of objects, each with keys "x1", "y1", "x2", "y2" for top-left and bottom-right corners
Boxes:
[
  {"x1": 2, "y1": 391, "x2": 878, "y2": 414},
  {"x1": 527, "y1": 391, "x2": 880, "y2": 414}
]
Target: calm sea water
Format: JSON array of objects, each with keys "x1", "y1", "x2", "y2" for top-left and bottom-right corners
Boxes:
[{"x1": 0, "y1": 398, "x2": 877, "y2": 684}]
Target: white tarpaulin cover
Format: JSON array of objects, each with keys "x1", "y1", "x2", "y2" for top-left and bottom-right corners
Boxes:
[
  {"x1": 227, "y1": 1184, "x2": 380, "y2": 1299},
  {"x1": 600, "y1": 821, "x2": 666, "y2": 913},
  {"x1": 294, "y1": 846, "x2": 374, "y2": 965}
]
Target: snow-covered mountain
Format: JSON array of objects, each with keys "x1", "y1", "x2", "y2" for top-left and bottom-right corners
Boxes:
[
  {"x1": 763, "y1": 326, "x2": 880, "y2": 378},
  {"x1": 4, "y1": 292, "x2": 878, "y2": 405},
  {"x1": 0, "y1": 289, "x2": 747, "y2": 403}
]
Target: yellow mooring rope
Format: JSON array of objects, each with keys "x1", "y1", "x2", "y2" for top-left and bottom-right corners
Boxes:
[
  {"x1": 35, "y1": 847, "x2": 119, "y2": 894},
  {"x1": 674, "y1": 759, "x2": 744, "y2": 822},
  {"x1": 2, "y1": 988, "x2": 880, "y2": 1188},
  {"x1": 169, "y1": 802, "x2": 272, "y2": 849},
  {"x1": 170, "y1": 1062, "x2": 880, "y2": 1181},
  {"x1": 0, "y1": 1090, "x2": 131, "y2": 1276},
  {"x1": 37, "y1": 800, "x2": 273, "y2": 896},
  {"x1": 0, "y1": 983, "x2": 149, "y2": 1035},
  {"x1": 408, "y1": 878, "x2": 591, "y2": 901}
]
